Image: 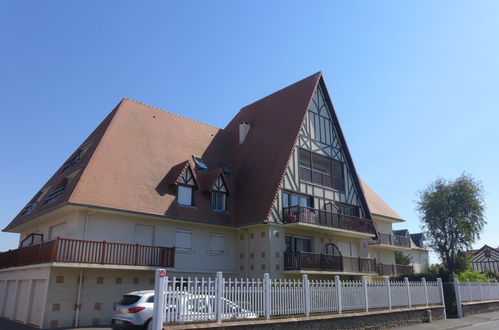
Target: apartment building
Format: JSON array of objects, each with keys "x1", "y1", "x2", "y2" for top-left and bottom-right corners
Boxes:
[{"x1": 0, "y1": 72, "x2": 425, "y2": 328}]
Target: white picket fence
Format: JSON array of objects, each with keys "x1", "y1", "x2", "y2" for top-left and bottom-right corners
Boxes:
[
  {"x1": 151, "y1": 270, "x2": 445, "y2": 330},
  {"x1": 454, "y1": 278, "x2": 499, "y2": 318}
]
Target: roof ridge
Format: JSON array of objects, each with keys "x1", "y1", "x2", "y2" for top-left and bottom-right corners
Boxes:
[{"x1": 123, "y1": 97, "x2": 221, "y2": 130}]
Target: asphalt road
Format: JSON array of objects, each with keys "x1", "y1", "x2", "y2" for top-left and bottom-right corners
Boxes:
[{"x1": 397, "y1": 310, "x2": 499, "y2": 330}]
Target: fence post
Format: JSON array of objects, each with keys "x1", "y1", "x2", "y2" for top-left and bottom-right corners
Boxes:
[
  {"x1": 384, "y1": 277, "x2": 392, "y2": 310},
  {"x1": 478, "y1": 280, "x2": 483, "y2": 301},
  {"x1": 437, "y1": 278, "x2": 446, "y2": 319},
  {"x1": 467, "y1": 280, "x2": 472, "y2": 301},
  {"x1": 335, "y1": 276, "x2": 342, "y2": 314},
  {"x1": 489, "y1": 281, "x2": 492, "y2": 300},
  {"x1": 215, "y1": 271, "x2": 223, "y2": 323},
  {"x1": 100, "y1": 240, "x2": 106, "y2": 264},
  {"x1": 263, "y1": 273, "x2": 271, "y2": 320},
  {"x1": 422, "y1": 277, "x2": 428, "y2": 307},
  {"x1": 454, "y1": 278, "x2": 463, "y2": 318},
  {"x1": 405, "y1": 277, "x2": 411, "y2": 308},
  {"x1": 152, "y1": 269, "x2": 166, "y2": 330},
  {"x1": 362, "y1": 276, "x2": 369, "y2": 312},
  {"x1": 303, "y1": 274, "x2": 310, "y2": 317}
]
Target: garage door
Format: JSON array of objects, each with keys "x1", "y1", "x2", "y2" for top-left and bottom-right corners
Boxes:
[
  {"x1": 4, "y1": 280, "x2": 17, "y2": 319},
  {"x1": 28, "y1": 279, "x2": 46, "y2": 327},
  {"x1": 14, "y1": 280, "x2": 30, "y2": 322},
  {"x1": 0, "y1": 281, "x2": 5, "y2": 317}
]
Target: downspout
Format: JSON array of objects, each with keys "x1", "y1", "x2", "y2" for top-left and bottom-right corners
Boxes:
[
  {"x1": 74, "y1": 268, "x2": 84, "y2": 328},
  {"x1": 75, "y1": 209, "x2": 95, "y2": 327}
]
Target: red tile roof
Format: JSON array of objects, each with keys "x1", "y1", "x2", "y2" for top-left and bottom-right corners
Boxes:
[{"x1": 4, "y1": 72, "x2": 374, "y2": 231}]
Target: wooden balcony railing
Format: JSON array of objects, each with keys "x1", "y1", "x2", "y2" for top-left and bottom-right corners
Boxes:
[
  {"x1": 284, "y1": 252, "x2": 376, "y2": 274},
  {"x1": 0, "y1": 237, "x2": 175, "y2": 269},
  {"x1": 370, "y1": 232, "x2": 411, "y2": 248},
  {"x1": 283, "y1": 206, "x2": 376, "y2": 236},
  {"x1": 377, "y1": 263, "x2": 414, "y2": 276}
]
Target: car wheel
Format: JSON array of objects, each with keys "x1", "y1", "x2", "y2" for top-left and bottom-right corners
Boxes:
[{"x1": 143, "y1": 318, "x2": 151, "y2": 330}]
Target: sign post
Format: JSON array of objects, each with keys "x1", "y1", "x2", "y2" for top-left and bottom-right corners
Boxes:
[{"x1": 152, "y1": 269, "x2": 166, "y2": 330}]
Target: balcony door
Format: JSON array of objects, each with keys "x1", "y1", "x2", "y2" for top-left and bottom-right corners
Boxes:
[
  {"x1": 282, "y1": 192, "x2": 312, "y2": 208},
  {"x1": 285, "y1": 236, "x2": 312, "y2": 253}
]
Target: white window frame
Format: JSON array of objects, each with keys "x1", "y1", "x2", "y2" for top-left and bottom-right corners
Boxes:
[
  {"x1": 212, "y1": 191, "x2": 226, "y2": 212},
  {"x1": 175, "y1": 229, "x2": 192, "y2": 253}
]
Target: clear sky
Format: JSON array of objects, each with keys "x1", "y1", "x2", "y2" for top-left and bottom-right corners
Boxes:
[{"x1": 1, "y1": 1, "x2": 498, "y2": 263}]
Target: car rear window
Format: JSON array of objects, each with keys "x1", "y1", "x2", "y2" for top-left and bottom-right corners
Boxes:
[{"x1": 119, "y1": 295, "x2": 141, "y2": 305}]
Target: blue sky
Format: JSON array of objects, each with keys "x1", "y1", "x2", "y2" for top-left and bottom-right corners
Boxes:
[{"x1": 1, "y1": 1, "x2": 498, "y2": 262}]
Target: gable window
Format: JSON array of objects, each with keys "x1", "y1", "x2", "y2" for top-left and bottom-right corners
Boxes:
[
  {"x1": 211, "y1": 176, "x2": 228, "y2": 212},
  {"x1": 175, "y1": 229, "x2": 192, "y2": 253},
  {"x1": 298, "y1": 149, "x2": 345, "y2": 192},
  {"x1": 210, "y1": 233, "x2": 225, "y2": 255},
  {"x1": 177, "y1": 167, "x2": 196, "y2": 207}
]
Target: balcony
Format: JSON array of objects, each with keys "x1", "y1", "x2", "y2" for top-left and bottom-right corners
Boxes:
[
  {"x1": 0, "y1": 237, "x2": 175, "y2": 269},
  {"x1": 377, "y1": 263, "x2": 414, "y2": 276},
  {"x1": 370, "y1": 232, "x2": 412, "y2": 249},
  {"x1": 282, "y1": 206, "x2": 376, "y2": 237},
  {"x1": 284, "y1": 251, "x2": 377, "y2": 274}
]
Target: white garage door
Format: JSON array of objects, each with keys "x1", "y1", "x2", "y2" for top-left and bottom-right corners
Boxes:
[
  {"x1": 28, "y1": 279, "x2": 46, "y2": 327},
  {"x1": 0, "y1": 281, "x2": 5, "y2": 317},
  {"x1": 4, "y1": 280, "x2": 17, "y2": 319},
  {"x1": 14, "y1": 280, "x2": 30, "y2": 322}
]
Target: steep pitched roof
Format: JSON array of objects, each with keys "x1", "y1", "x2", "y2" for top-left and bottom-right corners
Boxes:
[
  {"x1": 410, "y1": 233, "x2": 425, "y2": 248},
  {"x1": 223, "y1": 72, "x2": 322, "y2": 223},
  {"x1": 360, "y1": 179, "x2": 404, "y2": 221},
  {"x1": 393, "y1": 229, "x2": 409, "y2": 237},
  {"x1": 4, "y1": 72, "x2": 375, "y2": 231}
]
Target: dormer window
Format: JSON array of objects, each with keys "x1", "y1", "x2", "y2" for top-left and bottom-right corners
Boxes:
[
  {"x1": 212, "y1": 176, "x2": 228, "y2": 212},
  {"x1": 192, "y1": 156, "x2": 208, "y2": 171},
  {"x1": 178, "y1": 166, "x2": 196, "y2": 206},
  {"x1": 20, "y1": 188, "x2": 49, "y2": 217},
  {"x1": 43, "y1": 185, "x2": 65, "y2": 206}
]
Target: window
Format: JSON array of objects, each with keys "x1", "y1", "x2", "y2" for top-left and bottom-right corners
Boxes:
[
  {"x1": 20, "y1": 189, "x2": 49, "y2": 216},
  {"x1": 43, "y1": 185, "x2": 65, "y2": 206},
  {"x1": 178, "y1": 186, "x2": 193, "y2": 206},
  {"x1": 192, "y1": 156, "x2": 208, "y2": 170},
  {"x1": 175, "y1": 229, "x2": 192, "y2": 252},
  {"x1": 338, "y1": 203, "x2": 359, "y2": 217},
  {"x1": 212, "y1": 192, "x2": 226, "y2": 211},
  {"x1": 285, "y1": 236, "x2": 312, "y2": 253},
  {"x1": 210, "y1": 233, "x2": 224, "y2": 255},
  {"x1": 212, "y1": 176, "x2": 228, "y2": 211},
  {"x1": 297, "y1": 148, "x2": 345, "y2": 192},
  {"x1": 178, "y1": 166, "x2": 196, "y2": 206},
  {"x1": 282, "y1": 192, "x2": 312, "y2": 208},
  {"x1": 219, "y1": 162, "x2": 230, "y2": 174}
]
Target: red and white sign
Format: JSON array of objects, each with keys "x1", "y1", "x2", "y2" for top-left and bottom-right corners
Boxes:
[{"x1": 159, "y1": 270, "x2": 166, "y2": 278}]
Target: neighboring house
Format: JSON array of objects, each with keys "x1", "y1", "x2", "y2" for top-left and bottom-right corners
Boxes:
[
  {"x1": 393, "y1": 230, "x2": 430, "y2": 273},
  {"x1": 0, "y1": 72, "x2": 416, "y2": 328},
  {"x1": 469, "y1": 245, "x2": 499, "y2": 273}
]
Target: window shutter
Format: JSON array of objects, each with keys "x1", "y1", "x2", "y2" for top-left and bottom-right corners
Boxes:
[
  {"x1": 176, "y1": 230, "x2": 192, "y2": 252},
  {"x1": 210, "y1": 234, "x2": 224, "y2": 254}
]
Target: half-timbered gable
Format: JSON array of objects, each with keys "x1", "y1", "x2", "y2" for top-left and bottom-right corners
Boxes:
[
  {"x1": 472, "y1": 245, "x2": 499, "y2": 272},
  {"x1": 269, "y1": 83, "x2": 367, "y2": 222}
]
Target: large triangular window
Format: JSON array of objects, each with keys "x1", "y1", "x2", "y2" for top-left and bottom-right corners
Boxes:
[
  {"x1": 178, "y1": 167, "x2": 196, "y2": 206},
  {"x1": 212, "y1": 176, "x2": 228, "y2": 212}
]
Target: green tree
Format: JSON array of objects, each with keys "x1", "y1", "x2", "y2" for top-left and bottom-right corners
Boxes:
[
  {"x1": 416, "y1": 173, "x2": 486, "y2": 274},
  {"x1": 395, "y1": 251, "x2": 411, "y2": 265}
]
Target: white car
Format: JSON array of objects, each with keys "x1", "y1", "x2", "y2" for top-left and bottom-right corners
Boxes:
[{"x1": 148, "y1": 293, "x2": 258, "y2": 329}]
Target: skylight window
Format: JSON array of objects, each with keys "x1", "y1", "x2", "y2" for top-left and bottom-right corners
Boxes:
[
  {"x1": 220, "y1": 162, "x2": 230, "y2": 175},
  {"x1": 192, "y1": 156, "x2": 208, "y2": 170}
]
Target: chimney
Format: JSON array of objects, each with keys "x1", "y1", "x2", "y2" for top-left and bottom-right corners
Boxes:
[{"x1": 239, "y1": 122, "x2": 251, "y2": 144}]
